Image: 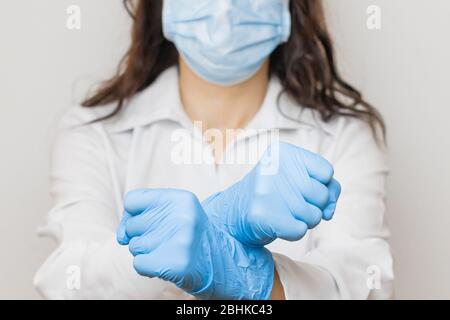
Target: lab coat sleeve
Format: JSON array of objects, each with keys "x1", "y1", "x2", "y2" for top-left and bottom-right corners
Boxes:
[
  {"x1": 33, "y1": 112, "x2": 177, "y2": 299},
  {"x1": 273, "y1": 119, "x2": 394, "y2": 300}
]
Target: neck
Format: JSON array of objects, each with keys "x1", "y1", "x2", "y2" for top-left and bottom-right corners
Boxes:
[{"x1": 178, "y1": 58, "x2": 270, "y2": 132}]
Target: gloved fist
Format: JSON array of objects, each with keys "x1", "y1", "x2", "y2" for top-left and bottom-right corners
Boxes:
[
  {"x1": 117, "y1": 189, "x2": 274, "y2": 300},
  {"x1": 202, "y1": 142, "x2": 341, "y2": 247}
]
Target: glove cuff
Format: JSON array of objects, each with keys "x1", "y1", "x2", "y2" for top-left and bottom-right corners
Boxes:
[{"x1": 194, "y1": 224, "x2": 274, "y2": 300}]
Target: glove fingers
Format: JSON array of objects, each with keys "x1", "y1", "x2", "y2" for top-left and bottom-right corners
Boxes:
[
  {"x1": 292, "y1": 201, "x2": 323, "y2": 229},
  {"x1": 128, "y1": 234, "x2": 160, "y2": 256},
  {"x1": 117, "y1": 211, "x2": 132, "y2": 245},
  {"x1": 124, "y1": 188, "x2": 166, "y2": 216},
  {"x1": 281, "y1": 189, "x2": 322, "y2": 228},
  {"x1": 133, "y1": 246, "x2": 194, "y2": 289},
  {"x1": 263, "y1": 203, "x2": 308, "y2": 242},
  {"x1": 301, "y1": 178, "x2": 330, "y2": 210},
  {"x1": 328, "y1": 178, "x2": 342, "y2": 201},
  {"x1": 273, "y1": 216, "x2": 308, "y2": 242},
  {"x1": 133, "y1": 253, "x2": 161, "y2": 278},
  {"x1": 125, "y1": 207, "x2": 163, "y2": 239},
  {"x1": 128, "y1": 220, "x2": 191, "y2": 256},
  {"x1": 323, "y1": 178, "x2": 342, "y2": 220},
  {"x1": 300, "y1": 149, "x2": 334, "y2": 185}
]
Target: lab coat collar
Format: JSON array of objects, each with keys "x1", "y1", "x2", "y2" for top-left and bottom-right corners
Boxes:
[{"x1": 107, "y1": 66, "x2": 332, "y2": 135}]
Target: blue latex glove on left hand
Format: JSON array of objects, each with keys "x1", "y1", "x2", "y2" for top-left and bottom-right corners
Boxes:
[
  {"x1": 202, "y1": 142, "x2": 341, "y2": 247},
  {"x1": 117, "y1": 189, "x2": 274, "y2": 300}
]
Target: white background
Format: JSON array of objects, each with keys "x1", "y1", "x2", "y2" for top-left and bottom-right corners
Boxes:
[{"x1": 0, "y1": 0, "x2": 449, "y2": 299}]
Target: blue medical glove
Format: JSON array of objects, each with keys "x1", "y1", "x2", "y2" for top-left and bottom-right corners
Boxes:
[
  {"x1": 202, "y1": 142, "x2": 342, "y2": 247},
  {"x1": 117, "y1": 189, "x2": 274, "y2": 300}
]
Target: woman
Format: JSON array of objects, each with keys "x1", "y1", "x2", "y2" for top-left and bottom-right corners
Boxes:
[{"x1": 34, "y1": 0, "x2": 394, "y2": 299}]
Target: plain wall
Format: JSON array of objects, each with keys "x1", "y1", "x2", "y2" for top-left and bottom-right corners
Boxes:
[{"x1": 0, "y1": 0, "x2": 449, "y2": 299}]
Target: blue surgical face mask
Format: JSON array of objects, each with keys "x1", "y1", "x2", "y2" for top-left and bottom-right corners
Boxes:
[{"x1": 163, "y1": 0, "x2": 291, "y2": 86}]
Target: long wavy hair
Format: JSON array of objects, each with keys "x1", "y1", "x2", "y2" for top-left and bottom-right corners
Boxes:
[{"x1": 83, "y1": 0, "x2": 385, "y2": 140}]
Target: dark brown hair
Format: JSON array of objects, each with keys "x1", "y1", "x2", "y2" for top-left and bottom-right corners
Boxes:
[{"x1": 83, "y1": 0, "x2": 385, "y2": 140}]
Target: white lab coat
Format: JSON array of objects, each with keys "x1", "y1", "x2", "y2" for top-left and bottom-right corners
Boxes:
[{"x1": 34, "y1": 67, "x2": 394, "y2": 300}]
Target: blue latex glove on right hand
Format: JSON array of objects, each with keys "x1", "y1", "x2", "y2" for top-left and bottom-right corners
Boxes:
[{"x1": 203, "y1": 142, "x2": 341, "y2": 247}]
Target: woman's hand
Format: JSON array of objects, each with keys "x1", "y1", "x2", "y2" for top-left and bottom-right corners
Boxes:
[
  {"x1": 202, "y1": 142, "x2": 341, "y2": 247},
  {"x1": 116, "y1": 143, "x2": 340, "y2": 299},
  {"x1": 117, "y1": 189, "x2": 275, "y2": 300}
]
